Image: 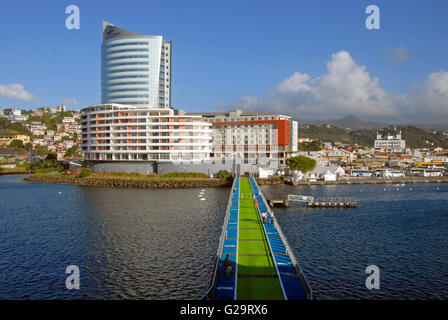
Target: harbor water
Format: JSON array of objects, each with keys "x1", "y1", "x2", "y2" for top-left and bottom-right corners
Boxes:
[
  {"x1": 261, "y1": 182, "x2": 448, "y2": 299},
  {"x1": 0, "y1": 174, "x2": 447, "y2": 299}
]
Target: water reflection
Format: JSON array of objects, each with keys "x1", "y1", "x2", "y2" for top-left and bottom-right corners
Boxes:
[
  {"x1": 262, "y1": 183, "x2": 448, "y2": 299},
  {"x1": 0, "y1": 175, "x2": 228, "y2": 299}
]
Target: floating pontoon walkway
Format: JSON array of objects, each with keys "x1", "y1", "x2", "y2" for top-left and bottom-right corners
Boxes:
[{"x1": 202, "y1": 177, "x2": 312, "y2": 300}]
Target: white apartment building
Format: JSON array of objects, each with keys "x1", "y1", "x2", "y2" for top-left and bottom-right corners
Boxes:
[
  {"x1": 62, "y1": 117, "x2": 76, "y2": 123},
  {"x1": 7, "y1": 109, "x2": 28, "y2": 122},
  {"x1": 80, "y1": 104, "x2": 212, "y2": 170},
  {"x1": 27, "y1": 121, "x2": 47, "y2": 135},
  {"x1": 374, "y1": 130, "x2": 406, "y2": 153},
  {"x1": 189, "y1": 109, "x2": 298, "y2": 169}
]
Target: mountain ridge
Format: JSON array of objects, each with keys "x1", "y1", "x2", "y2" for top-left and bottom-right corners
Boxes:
[{"x1": 295, "y1": 114, "x2": 448, "y2": 130}]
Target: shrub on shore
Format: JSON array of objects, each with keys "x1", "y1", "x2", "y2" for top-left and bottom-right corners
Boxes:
[
  {"x1": 148, "y1": 172, "x2": 159, "y2": 179},
  {"x1": 77, "y1": 168, "x2": 92, "y2": 178},
  {"x1": 216, "y1": 170, "x2": 234, "y2": 182},
  {"x1": 161, "y1": 171, "x2": 209, "y2": 179}
]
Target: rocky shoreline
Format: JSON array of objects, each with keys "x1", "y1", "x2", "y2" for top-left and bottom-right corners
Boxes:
[
  {"x1": 22, "y1": 174, "x2": 448, "y2": 189},
  {"x1": 281, "y1": 176, "x2": 448, "y2": 186},
  {"x1": 23, "y1": 175, "x2": 232, "y2": 189}
]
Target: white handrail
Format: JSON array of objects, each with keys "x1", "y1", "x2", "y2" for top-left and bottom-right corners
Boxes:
[
  {"x1": 200, "y1": 177, "x2": 238, "y2": 300},
  {"x1": 252, "y1": 177, "x2": 313, "y2": 300}
]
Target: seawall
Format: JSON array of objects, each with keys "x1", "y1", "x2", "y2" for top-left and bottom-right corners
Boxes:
[
  {"x1": 281, "y1": 176, "x2": 448, "y2": 186},
  {"x1": 23, "y1": 175, "x2": 232, "y2": 189}
]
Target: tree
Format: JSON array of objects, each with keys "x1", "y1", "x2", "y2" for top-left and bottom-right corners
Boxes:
[
  {"x1": 43, "y1": 151, "x2": 58, "y2": 168},
  {"x1": 216, "y1": 170, "x2": 234, "y2": 182},
  {"x1": 298, "y1": 140, "x2": 322, "y2": 151},
  {"x1": 46, "y1": 152, "x2": 57, "y2": 161},
  {"x1": 77, "y1": 168, "x2": 92, "y2": 178},
  {"x1": 286, "y1": 156, "x2": 316, "y2": 173},
  {"x1": 65, "y1": 144, "x2": 78, "y2": 157},
  {"x1": 36, "y1": 144, "x2": 45, "y2": 156},
  {"x1": 9, "y1": 139, "x2": 24, "y2": 149},
  {"x1": 24, "y1": 142, "x2": 33, "y2": 151}
]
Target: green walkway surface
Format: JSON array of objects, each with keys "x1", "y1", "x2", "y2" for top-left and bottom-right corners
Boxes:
[{"x1": 236, "y1": 178, "x2": 284, "y2": 300}]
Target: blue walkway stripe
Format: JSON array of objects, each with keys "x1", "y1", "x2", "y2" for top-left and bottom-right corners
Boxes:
[
  {"x1": 214, "y1": 276, "x2": 235, "y2": 300},
  {"x1": 223, "y1": 239, "x2": 237, "y2": 254},
  {"x1": 277, "y1": 264, "x2": 296, "y2": 275},
  {"x1": 226, "y1": 228, "x2": 237, "y2": 239},
  {"x1": 280, "y1": 276, "x2": 307, "y2": 300},
  {"x1": 274, "y1": 255, "x2": 292, "y2": 264}
]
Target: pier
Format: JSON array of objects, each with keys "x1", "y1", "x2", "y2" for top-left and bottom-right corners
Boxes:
[
  {"x1": 201, "y1": 177, "x2": 312, "y2": 300},
  {"x1": 264, "y1": 194, "x2": 358, "y2": 208},
  {"x1": 307, "y1": 197, "x2": 358, "y2": 208},
  {"x1": 265, "y1": 195, "x2": 290, "y2": 207}
]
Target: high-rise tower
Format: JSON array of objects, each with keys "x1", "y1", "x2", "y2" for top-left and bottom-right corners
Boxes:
[{"x1": 101, "y1": 22, "x2": 172, "y2": 108}]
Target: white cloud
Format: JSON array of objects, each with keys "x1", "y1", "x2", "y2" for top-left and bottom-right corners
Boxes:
[
  {"x1": 60, "y1": 98, "x2": 78, "y2": 106},
  {"x1": 220, "y1": 50, "x2": 448, "y2": 124},
  {"x1": 274, "y1": 72, "x2": 312, "y2": 94},
  {"x1": 404, "y1": 70, "x2": 448, "y2": 121},
  {"x1": 0, "y1": 83, "x2": 37, "y2": 102},
  {"x1": 387, "y1": 47, "x2": 410, "y2": 63}
]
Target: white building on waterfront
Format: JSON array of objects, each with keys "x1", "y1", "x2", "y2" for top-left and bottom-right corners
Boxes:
[
  {"x1": 374, "y1": 130, "x2": 406, "y2": 153},
  {"x1": 80, "y1": 104, "x2": 212, "y2": 172},
  {"x1": 189, "y1": 109, "x2": 298, "y2": 169},
  {"x1": 310, "y1": 166, "x2": 346, "y2": 181},
  {"x1": 101, "y1": 22, "x2": 172, "y2": 108}
]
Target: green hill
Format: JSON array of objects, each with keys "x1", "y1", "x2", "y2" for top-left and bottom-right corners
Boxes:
[
  {"x1": 299, "y1": 124, "x2": 448, "y2": 149},
  {"x1": 0, "y1": 118, "x2": 30, "y2": 137}
]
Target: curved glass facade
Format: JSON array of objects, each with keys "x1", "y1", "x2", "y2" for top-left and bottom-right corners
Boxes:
[{"x1": 101, "y1": 23, "x2": 172, "y2": 108}]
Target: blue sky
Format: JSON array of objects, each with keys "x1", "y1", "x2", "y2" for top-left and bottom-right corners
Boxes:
[{"x1": 0, "y1": 0, "x2": 447, "y2": 123}]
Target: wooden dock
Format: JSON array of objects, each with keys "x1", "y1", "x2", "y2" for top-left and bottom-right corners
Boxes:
[
  {"x1": 265, "y1": 194, "x2": 358, "y2": 208},
  {"x1": 265, "y1": 195, "x2": 289, "y2": 207},
  {"x1": 307, "y1": 198, "x2": 358, "y2": 208}
]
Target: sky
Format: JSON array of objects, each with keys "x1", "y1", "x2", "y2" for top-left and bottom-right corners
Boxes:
[{"x1": 0, "y1": 0, "x2": 447, "y2": 124}]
